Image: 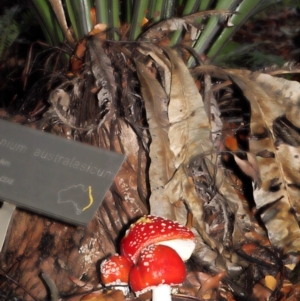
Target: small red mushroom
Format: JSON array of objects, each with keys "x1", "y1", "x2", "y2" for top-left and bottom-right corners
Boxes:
[
  {"x1": 120, "y1": 215, "x2": 196, "y2": 264},
  {"x1": 100, "y1": 254, "x2": 132, "y2": 295},
  {"x1": 129, "y1": 244, "x2": 186, "y2": 301}
]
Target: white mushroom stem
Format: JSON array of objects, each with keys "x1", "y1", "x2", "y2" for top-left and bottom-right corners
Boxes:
[{"x1": 152, "y1": 284, "x2": 172, "y2": 301}]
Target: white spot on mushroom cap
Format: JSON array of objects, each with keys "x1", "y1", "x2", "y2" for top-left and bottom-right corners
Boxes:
[
  {"x1": 100, "y1": 254, "x2": 131, "y2": 286},
  {"x1": 121, "y1": 215, "x2": 195, "y2": 263},
  {"x1": 101, "y1": 259, "x2": 119, "y2": 277}
]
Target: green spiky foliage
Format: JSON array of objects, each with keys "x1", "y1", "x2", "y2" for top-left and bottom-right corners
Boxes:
[
  {"x1": 0, "y1": 7, "x2": 20, "y2": 59},
  {"x1": 0, "y1": 5, "x2": 34, "y2": 60},
  {"x1": 213, "y1": 42, "x2": 286, "y2": 70},
  {"x1": 28, "y1": 0, "x2": 284, "y2": 65}
]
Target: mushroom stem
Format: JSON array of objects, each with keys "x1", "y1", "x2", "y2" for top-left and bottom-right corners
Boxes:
[{"x1": 152, "y1": 284, "x2": 172, "y2": 301}]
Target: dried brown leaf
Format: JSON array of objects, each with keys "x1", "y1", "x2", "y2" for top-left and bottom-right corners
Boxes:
[
  {"x1": 198, "y1": 271, "x2": 226, "y2": 295},
  {"x1": 209, "y1": 89, "x2": 253, "y2": 245},
  {"x1": 183, "y1": 10, "x2": 233, "y2": 30},
  {"x1": 163, "y1": 47, "x2": 211, "y2": 168},
  {"x1": 87, "y1": 38, "x2": 116, "y2": 122},
  {"x1": 137, "y1": 44, "x2": 171, "y2": 95},
  {"x1": 162, "y1": 48, "x2": 219, "y2": 249},
  {"x1": 135, "y1": 60, "x2": 176, "y2": 220},
  {"x1": 233, "y1": 152, "x2": 261, "y2": 186},
  {"x1": 140, "y1": 10, "x2": 232, "y2": 42},
  {"x1": 193, "y1": 66, "x2": 300, "y2": 253},
  {"x1": 227, "y1": 70, "x2": 300, "y2": 253}
]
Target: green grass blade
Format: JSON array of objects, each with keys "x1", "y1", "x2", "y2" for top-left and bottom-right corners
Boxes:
[
  {"x1": 125, "y1": 0, "x2": 133, "y2": 23},
  {"x1": 70, "y1": 0, "x2": 92, "y2": 39},
  {"x1": 199, "y1": 0, "x2": 214, "y2": 10},
  {"x1": 207, "y1": 0, "x2": 261, "y2": 60},
  {"x1": 147, "y1": 0, "x2": 155, "y2": 20},
  {"x1": 129, "y1": 0, "x2": 148, "y2": 40},
  {"x1": 170, "y1": 0, "x2": 200, "y2": 46},
  {"x1": 79, "y1": 0, "x2": 93, "y2": 36},
  {"x1": 95, "y1": 0, "x2": 108, "y2": 25},
  {"x1": 108, "y1": 0, "x2": 119, "y2": 41},
  {"x1": 65, "y1": 0, "x2": 80, "y2": 39},
  {"x1": 182, "y1": 0, "x2": 200, "y2": 13},
  {"x1": 153, "y1": 0, "x2": 164, "y2": 22},
  {"x1": 30, "y1": 0, "x2": 63, "y2": 45},
  {"x1": 251, "y1": 0, "x2": 283, "y2": 15},
  {"x1": 162, "y1": 0, "x2": 176, "y2": 19},
  {"x1": 111, "y1": 0, "x2": 120, "y2": 41},
  {"x1": 187, "y1": 0, "x2": 239, "y2": 67}
]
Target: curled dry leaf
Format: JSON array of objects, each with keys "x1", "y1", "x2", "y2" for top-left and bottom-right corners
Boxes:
[
  {"x1": 140, "y1": 10, "x2": 232, "y2": 43},
  {"x1": 233, "y1": 152, "x2": 261, "y2": 187},
  {"x1": 162, "y1": 47, "x2": 220, "y2": 250},
  {"x1": 183, "y1": 10, "x2": 233, "y2": 30},
  {"x1": 137, "y1": 44, "x2": 171, "y2": 95},
  {"x1": 184, "y1": 270, "x2": 226, "y2": 299},
  {"x1": 87, "y1": 37, "x2": 116, "y2": 122},
  {"x1": 209, "y1": 97, "x2": 253, "y2": 247},
  {"x1": 198, "y1": 271, "x2": 226, "y2": 295},
  {"x1": 227, "y1": 70, "x2": 300, "y2": 254},
  {"x1": 186, "y1": 271, "x2": 208, "y2": 289},
  {"x1": 190, "y1": 66, "x2": 300, "y2": 252},
  {"x1": 254, "y1": 73, "x2": 300, "y2": 221},
  {"x1": 135, "y1": 59, "x2": 176, "y2": 220},
  {"x1": 137, "y1": 46, "x2": 222, "y2": 249}
]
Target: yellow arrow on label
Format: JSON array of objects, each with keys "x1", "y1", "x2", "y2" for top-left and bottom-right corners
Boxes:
[{"x1": 82, "y1": 186, "x2": 94, "y2": 211}]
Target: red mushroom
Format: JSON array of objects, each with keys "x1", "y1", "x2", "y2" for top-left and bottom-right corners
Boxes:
[
  {"x1": 100, "y1": 254, "x2": 132, "y2": 295},
  {"x1": 120, "y1": 215, "x2": 196, "y2": 264},
  {"x1": 130, "y1": 244, "x2": 186, "y2": 301}
]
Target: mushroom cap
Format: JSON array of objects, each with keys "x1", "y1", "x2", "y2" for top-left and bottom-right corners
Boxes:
[
  {"x1": 129, "y1": 244, "x2": 186, "y2": 296},
  {"x1": 100, "y1": 254, "x2": 132, "y2": 286},
  {"x1": 120, "y1": 215, "x2": 195, "y2": 264}
]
